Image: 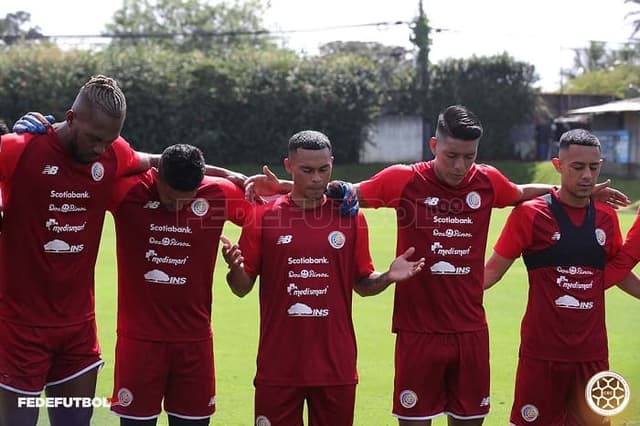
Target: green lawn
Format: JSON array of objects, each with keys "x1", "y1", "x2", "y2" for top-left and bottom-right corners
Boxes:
[{"x1": 34, "y1": 205, "x2": 640, "y2": 425}]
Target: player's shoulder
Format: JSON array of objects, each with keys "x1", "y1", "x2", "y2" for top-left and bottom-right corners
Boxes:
[
  {"x1": 593, "y1": 200, "x2": 619, "y2": 220},
  {"x1": 199, "y1": 176, "x2": 242, "y2": 194}
]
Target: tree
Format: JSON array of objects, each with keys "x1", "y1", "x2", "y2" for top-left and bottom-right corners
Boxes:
[
  {"x1": 626, "y1": 0, "x2": 640, "y2": 38},
  {"x1": 429, "y1": 53, "x2": 539, "y2": 160},
  {"x1": 105, "y1": 0, "x2": 274, "y2": 53},
  {"x1": 0, "y1": 11, "x2": 45, "y2": 45},
  {"x1": 318, "y1": 41, "x2": 416, "y2": 114},
  {"x1": 562, "y1": 64, "x2": 640, "y2": 98}
]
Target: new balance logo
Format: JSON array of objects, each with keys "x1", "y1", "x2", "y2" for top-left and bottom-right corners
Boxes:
[
  {"x1": 144, "y1": 201, "x2": 160, "y2": 209},
  {"x1": 276, "y1": 235, "x2": 293, "y2": 245},
  {"x1": 42, "y1": 165, "x2": 59, "y2": 175}
]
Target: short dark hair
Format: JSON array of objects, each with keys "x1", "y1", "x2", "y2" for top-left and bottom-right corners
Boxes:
[
  {"x1": 158, "y1": 144, "x2": 205, "y2": 191},
  {"x1": 435, "y1": 105, "x2": 483, "y2": 141},
  {"x1": 559, "y1": 129, "x2": 601, "y2": 151},
  {"x1": 288, "y1": 130, "x2": 332, "y2": 153},
  {"x1": 0, "y1": 120, "x2": 8, "y2": 135}
]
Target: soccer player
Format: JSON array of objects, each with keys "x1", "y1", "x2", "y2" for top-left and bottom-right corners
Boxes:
[
  {"x1": 243, "y1": 105, "x2": 629, "y2": 426},
  {"x1": 109, "y1": 144, "x2": 250, "y2": 426},
  {"x1": 0, "y1": 75, "x2": 240, "y2": 426},
  {"x1": 483, "y1": 129, "x2": 640, "y2": 425},
  {"x1": 221, "y1": 130, "x2": 426, "y2": 426}
]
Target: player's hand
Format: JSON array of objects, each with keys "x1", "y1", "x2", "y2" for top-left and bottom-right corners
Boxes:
[
  {"x1": 387, "y1": 247, "x2": 425, "y2": 282},
  {"x1": 220, "y1": 235, "x2": 244, "y2": 271},
  {"x1": 326, "y1": 180, "x2": 359, "y2": 217},
  {"x1": 591, "y1": 179, "x2": 630, "y2": 209},
  {"x1": 245, "y1": 165, "x2": 290, "y2": 204},
  {"x1": 13, "y1": 112, "x2": 55, "y2": 134}
]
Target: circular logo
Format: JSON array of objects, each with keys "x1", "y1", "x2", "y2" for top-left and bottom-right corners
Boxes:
[
  {"x1": 399, "y1": 390, "x2": 418, "y2": 409},
  {"x1": 466, "y1": 191, "x2": 482, "y2": 209},
  {"x1": 328, "y1": 231, "x2": 346, "y2": 249},
  {"x1": 594, "y1": 228, "x2": 606, "y2": 246},
  {"x1": 91, "y1": 162, "x2": 105, "y2": 181},
  {"x1": 115, "y1": 388, "x2": 133, "y2": 407},
  {"x1": 520, "y1": 404, "x2": 539, "y2": 422},
  {"x1": 191, "y1": 198, "x2": 210, "y2": 217},
  {"x1": 585, "y1": 370, "x2": 630, "y2": 417},
  {"x1": 256, "y1": 415, "x2": 271, "y2": 426}
]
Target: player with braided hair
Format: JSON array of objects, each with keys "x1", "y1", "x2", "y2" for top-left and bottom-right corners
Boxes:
[{"x1": 0, "y1": 75, "x2": 247, "y2": 426}]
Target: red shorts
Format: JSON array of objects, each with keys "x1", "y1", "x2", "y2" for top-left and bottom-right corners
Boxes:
[
  {"x1": 110, "y1": 336, "x2": 216, "y2": 420},
  {"x1": 254, "y1": 383, "x2": 356, "y2": 426},
  {"x1": 392, "y1": 329, "x2": 490, "y2": 421},
  {"x1": 0, "y1": 320, "x2": 102, "y2": 394},
  {"x1": 510, "y1": 356, "x2": 610, "y2": 426}
]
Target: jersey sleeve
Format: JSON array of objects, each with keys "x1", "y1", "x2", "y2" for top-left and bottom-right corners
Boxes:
[
  {"x1": 357, "y1": 164, "x2": 415, "y2": 208},
  {"x1": 354, "y1": 212, "x2": 375, "y2": 279},
  {"x1": 218, "y1": 179, "x2": 253, "y2": 227},
  {"x1": 112, "y1": 137, "x2": 142, "y2": 177},
  {"x1": 0, "y1": 133, "x2": 31, "y2": 183},
  {"x1": 238, "y1": 205, "x2": 265, "y2": 279},
  {"x1": 605, "y1": 208, "x2": 637, "y2": 287},
  {"x1": 493, "y1": 204, "x2": 534, "y2": 259},
  {"x1": 482, "y1": 164, "x2": 519, "y2": 207},
  {"x1": 108, "y1": 175, "x2": 140, "y2": 212}
]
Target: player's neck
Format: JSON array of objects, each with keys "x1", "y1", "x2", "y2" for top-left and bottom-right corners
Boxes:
[
  {"x1": 288, "y1": 192, "x2": 325, "y2": 210},
  {"x1": 52, "y1": 122, "x2": 71, "y2": 149},
  {"x1": 557, "y1": 189, "x2": 589, "y2": 208}
]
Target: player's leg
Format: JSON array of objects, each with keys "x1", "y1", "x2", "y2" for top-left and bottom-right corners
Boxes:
[
  {"x1": 167, "y1": 415, "x2": 210, "y2": 426},
  {"x1": 45, "y1": 366, "x2": 99, "y2": 426},
  {"x1": 255, "y1": 384, "x2": 305, "y2": 426},
  {"x1": 0, "y1": 321, "x2": 51, "y2": 426},
  {"x1": 45, "y1": 320, "x2": 104, "y2": 426},
  {"x1": 394, "y1": 332, "x2": 454, "y2": 426},
  {"x1": 509, "y1": 357, "x2": 572, "y2": 425},
  {"x1": 164, "y1": 339, "x2": 215, "y2": 425},
  {"x1": 307, "y1": 384, "x2": 356, "y2": 426},
  {"x1": 110, "y1": 337, "x2": 167, "y2": 423},
  {"x1": 120, "y1": 419, "x2": 157, "y2": 426},
  {"x1": 444, "y1": 330, "x2": 490, "y2": 426},
  {"x1": 567, "y1": 360, "x2": 611, "y2": 426},
  {"x1": 0, "y1": 388, "x2": 39, "y2": 426}
]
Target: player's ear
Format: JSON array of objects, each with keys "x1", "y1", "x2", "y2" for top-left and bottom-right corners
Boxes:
[
  {"x1": 284, "y1": 157, "x2": 292, "y2": 174},
  {"x1": 551, "y1": 157, "x2": 561, "y2": 172}
]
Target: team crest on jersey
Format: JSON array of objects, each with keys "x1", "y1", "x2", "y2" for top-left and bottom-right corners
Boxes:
[
  {"x1": 111, "y1": 388, "x2": 133, "y2": 407},
  {"x1": 91, "y1": 162, "x2": 105, "y2": 181},
  {"x1": 399, "y1": 390, "x2": 418, "y2": 408},
  {"x1": 466, "y1": 191, "x2": 481, "y2": 209},
  {"x1": 520, "y1": 404, "x2": 539, "y2": 422},
  {"x1": 594, "y1": 228, "x2": 606, "y2": 246},
  {"x1": 328, "y1": 231, "x2": 346, "y2": 249},
  {"x1": 256, "y1": 415, "x2": 271, "y2": 426},
  {"x1": 191, "y1": 198, "x2": 209, "y2": 217}
]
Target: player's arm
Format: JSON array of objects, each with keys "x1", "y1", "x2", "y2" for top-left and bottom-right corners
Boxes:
[
  {"x1": 354, "y1": 247, "x2": 425, "y2": 297},
  {"x1": 514, "y1": 182, "x2": 628, "y2": 208},
  {"x1": 220, "y1": 235, "x2": 256, "y2": 297},
  {"x1": 513, "y1": 183, "x2": 554, "y2": 203},
  {"x1": 484, "y1": 252, "x2": 517, "y2": 289},
  {"x1": 615, "y1": 272, "x2": 640, "y2": 299}
]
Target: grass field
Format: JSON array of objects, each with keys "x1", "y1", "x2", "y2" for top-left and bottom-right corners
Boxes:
[{"x1": 35, "y1": 204, "x2": 640, "y2": 425}]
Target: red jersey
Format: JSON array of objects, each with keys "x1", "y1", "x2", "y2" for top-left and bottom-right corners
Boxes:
[
  {"x1": 239, "y1": 195, "x2": 374, "y2": 386},
  {"x1": 0, "y1": 129, "x2": 139, "y2": 326},
  {"x1": 110, "y1": 170, "x2": 249, "y2": 341},
  {"x1": 494, "y1": 191, "x2": 622, "y2": 362},
  {"x1": 358, "y1": 162, "x2": 519, "y2": 333}
]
